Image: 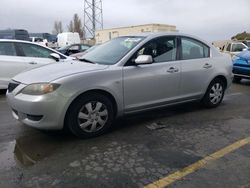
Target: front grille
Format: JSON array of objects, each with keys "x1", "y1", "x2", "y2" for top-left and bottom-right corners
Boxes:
[{"x1": 8, "y1": 81, "x2": 20, "y2": 93}]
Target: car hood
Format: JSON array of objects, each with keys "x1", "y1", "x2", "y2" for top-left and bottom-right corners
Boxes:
[
  {"x1": 13, "y1": 61, "x2": 109, "y2": 84},
  {"x1": 238, "y1": 51, "x2": 250, "y2": 60}
]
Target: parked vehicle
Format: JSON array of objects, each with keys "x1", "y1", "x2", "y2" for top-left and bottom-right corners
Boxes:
[
  {"x1": 58, "y1": 43, "x2": 90, "y2": 56},
  {"x1": 232, "y1": 48, "x2": 250, "y2": 82},
  {"x1": 30, "y1": 33, "x2": 58, "y2": 49},
  {"x1": 242, "y1": 40, "x2": 250, "y2": 48},
  {"x1": 6, "y1": 33, "x2": 232, "y2": 138},
  {"x1": 70, "y1": 44, "x2": 100, "y2": 59},
  {"x1": 222, "y1": 41, "x2": 248, "y2": 57},
  {"x1": 30, "y1": 37, "x2": 48, "y2": 47},
  {"x1": 0, "y1": 39, "x2": 72, "y2": 89},
  {"x1": 0, "y1": 29, "x2": 30, "y2": 41},
  {"x1": 57, "y1": 32, "x2": 80, "y2": 48}
]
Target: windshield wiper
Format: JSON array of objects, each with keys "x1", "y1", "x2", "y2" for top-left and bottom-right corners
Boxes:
[{"x1": 79, "y1": 58, "x2": 96, "y2": 64}]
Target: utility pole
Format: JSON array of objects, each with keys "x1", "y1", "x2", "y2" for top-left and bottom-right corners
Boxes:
[{"x1": 84, "y1": 0, "x2": 103, "y2": 39}]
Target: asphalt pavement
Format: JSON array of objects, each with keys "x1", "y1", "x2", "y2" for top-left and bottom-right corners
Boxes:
[{"x1": 0, "y1": 81, "x2": 250, "y2": 188}]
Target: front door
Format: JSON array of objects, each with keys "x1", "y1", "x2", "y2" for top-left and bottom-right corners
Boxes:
[{"x1": 123, "y1": 36, "x2": 181, "y2": 112}]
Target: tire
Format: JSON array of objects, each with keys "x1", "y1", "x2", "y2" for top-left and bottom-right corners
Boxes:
[
  {"x1": 65, "y1": 93, "x2": 114, "y2": 139},
  {"x1": 233, "y1": 76, "x2": 241, "y2": 83},
  {"x1": 202, "y1": 78, "x2": 225, "y2": 108}
]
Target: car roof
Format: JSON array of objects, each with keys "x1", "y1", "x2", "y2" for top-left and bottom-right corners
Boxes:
[{"x1": 124, "y1": 32, "x2": 212, "y2": 46}]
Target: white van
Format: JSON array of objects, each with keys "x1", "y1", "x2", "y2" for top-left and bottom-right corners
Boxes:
[{"x1": 57, "y1": 32, "x2": 80, "y2": 48}]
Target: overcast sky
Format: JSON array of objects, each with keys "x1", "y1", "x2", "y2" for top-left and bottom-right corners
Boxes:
[{"x1": 0, "y1": 0, "x2": 249, "y2": 41}]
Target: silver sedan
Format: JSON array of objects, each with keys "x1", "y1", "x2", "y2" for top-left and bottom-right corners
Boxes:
[{"x1": 7, "y1": 33, "x2": 232, "y2": 138}]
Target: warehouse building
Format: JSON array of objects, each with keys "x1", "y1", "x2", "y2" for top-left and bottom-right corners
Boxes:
[{"x1": 95, "y1": 23, "x2": 178, "y2": 43}]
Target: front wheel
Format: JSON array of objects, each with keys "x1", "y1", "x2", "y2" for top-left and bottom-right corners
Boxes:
[
  {"x1": 202, "y1": 78, "x2": 225, "y2": 108},
  {"x1": 65, "y1": 93, "x2": 114, "y2": 139}
]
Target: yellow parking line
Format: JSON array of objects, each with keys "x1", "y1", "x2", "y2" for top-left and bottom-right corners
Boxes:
[{"x1": 144, "y1": 136, "x2": 250, "y2": 188}]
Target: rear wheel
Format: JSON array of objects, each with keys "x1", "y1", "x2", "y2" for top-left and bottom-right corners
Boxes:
[
  {"x1": 233, "y1": 76, "x2": 241, "y2": 83},
  {"x1": 202, "y1": 78, "x2": 225, "y2": 108},
  {"x1": 65, "y1": 93, "x2": 114, "y2": 138}
]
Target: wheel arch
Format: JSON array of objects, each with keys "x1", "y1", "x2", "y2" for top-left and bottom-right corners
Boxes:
[
  {"x1": 63, "y1": 89, "x2": 118, "y2": 128},
  {"x1": 212, "y1": 75, "x2": 228, "y2": 88}
]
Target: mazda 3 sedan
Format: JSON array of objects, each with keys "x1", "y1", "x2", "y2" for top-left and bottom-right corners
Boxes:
[{"x1": 7, "y1": 33, "x2": 232, "y2": 138}]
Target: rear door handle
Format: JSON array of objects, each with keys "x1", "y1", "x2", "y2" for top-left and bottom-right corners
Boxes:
[
  {"x1": 167, "y1": 67, "x2": 179, "y2": 73},
  {"x1": 29, "y1": 62, "x2": 37, "y2": 65},
  {"x1": 203, "y1": 63, "x2": 212, "y2": 69}
]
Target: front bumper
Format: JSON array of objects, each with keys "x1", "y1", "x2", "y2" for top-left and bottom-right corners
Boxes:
[
  {"x1": 6, "y1": 83, "x2": 68, "y2": 130},
  {"x1": 233, "y1": 66, "x2": 250, "y2": 79}
]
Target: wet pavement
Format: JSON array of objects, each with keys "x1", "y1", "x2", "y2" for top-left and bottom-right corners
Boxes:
[{"x1": 0, "y1": 81, "x2": 250, "y2": 188}]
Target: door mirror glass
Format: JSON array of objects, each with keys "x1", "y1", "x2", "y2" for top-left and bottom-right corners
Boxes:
[
  {"x1": 50, "y1": 53, "x2": 60, "y2": 62},
  {"x1": 135, "y1": 55, "x2": 153, "y2": 65}
]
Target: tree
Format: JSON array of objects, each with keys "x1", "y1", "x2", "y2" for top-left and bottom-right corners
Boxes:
[
  {"x1": 68, "y1": 21, "x2": 74, "y2": 32},
  {"x1": 231, "y1": 31, "x2": 250, "y2": 40},
  {"x1": 67, "y1": 13, "x2": 84, "y2": 39},
  {"x1": 52, "y1": 21, "x2": 63, "y2": 35}
]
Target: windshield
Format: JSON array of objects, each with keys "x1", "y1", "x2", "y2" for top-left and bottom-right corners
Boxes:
[{"x1": 83, "y1": 36, "x2": 145, "y2": 65}]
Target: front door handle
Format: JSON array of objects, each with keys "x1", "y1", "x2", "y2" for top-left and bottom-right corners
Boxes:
[
  {"x1": 167, "y1": 67, "x2": 179, "y2": 73},
  {"x1": 203, "y1": 63, "x2": 212, "y2": 69},
  {"x1": 29, "y1": 61, "x2": 37, "y2": 65},
  {"x1": 29, "y1": 62, "x2": 37, "y2": 65}
]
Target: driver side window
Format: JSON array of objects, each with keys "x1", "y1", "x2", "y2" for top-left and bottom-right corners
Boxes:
[
  {"x1": 136, "y1": 37, "x2": 177, "y2": 63},
  {"x1": 126, "y1": 36, "x2": 177, "y2": 66}
]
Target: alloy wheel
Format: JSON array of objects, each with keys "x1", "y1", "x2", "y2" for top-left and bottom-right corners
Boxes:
[
  {"x1": 209, "y1": 83, "x2": 223, "y2": 105},
  {"x1": 77, "y1": 101, "x2": 108, "y2": 133}
]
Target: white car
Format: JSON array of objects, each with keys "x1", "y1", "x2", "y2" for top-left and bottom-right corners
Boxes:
[
  {"x1": 0, "y1": 39, "x2": 73, "y2": 89},
  {"x1": 222, "y1": 41, "x2": 248, "y2": 57},
  {"x1": 30, "y1": 37, "x2": 48, "y2": 47}
]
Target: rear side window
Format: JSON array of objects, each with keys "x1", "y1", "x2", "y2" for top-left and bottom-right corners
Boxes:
[
  {"x1": 181, "y1": 38, "x2": 209, "y2": 60},
  {"x1": 0, "y1": 42, "x2": 16, "y2": 56},
  {"x1": 18, "y1": 43, "x2": 52, "y2": 58}
]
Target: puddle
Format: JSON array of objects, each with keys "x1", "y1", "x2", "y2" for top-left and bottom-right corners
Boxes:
[
  {"x1": 0, "y1": 141, "x2": 17, "y2": 169},
  {"x1": 0, "y1": 133, "x2": 67, "y2": 168}
]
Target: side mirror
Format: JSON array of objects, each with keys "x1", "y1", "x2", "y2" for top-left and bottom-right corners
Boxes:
[
  {"x1": 243, "y1": 48, "x2": 248, "y2": 51},
  {"x1": 50, "y1": 53, "x2": 60, "y2": 62},
  {"x1": 135, "y1": 55, "x2": 153, "y2": 65}
]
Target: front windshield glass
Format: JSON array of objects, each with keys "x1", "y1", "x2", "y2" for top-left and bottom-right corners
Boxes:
[{"x1": 82, "y1": 36, "x2": 145, "y2": 65}]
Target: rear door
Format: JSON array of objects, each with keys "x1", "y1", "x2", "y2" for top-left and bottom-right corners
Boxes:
[
  {"x1": 179, "y1": 37, "x2": 212, "y2": 99},
  {"x1": 0, "y1": 42, "x2": 28, "y2": 88},
  {"x1": 123, "y1": 36, "x2": 181, "y2": 112}
]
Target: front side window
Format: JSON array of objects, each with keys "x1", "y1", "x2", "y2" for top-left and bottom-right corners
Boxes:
[
  {"x1": 0, "y1": 42, "x2": 16, "y2": 56},
  {"x1": 226, "y1": 44, "x2": 231, "y2": 52},
  {"x1": 82, "y1": 36, "x2": 145, "y2": 65},
  {"x1": 81, "y1": 45, "x2": 89, "y2": 50},
  {"x1": 181, "y1": 38, "x2": 209, "y2": 60},
  {"x1": 232, "y1": 44, "x2": 246, "y2": 52},
  {"x1": 136, "y1": 36, "x2": 177, "y2": 63},
  {"x1": 18, "y1": 43, "x2": 52, "y2": 58}
]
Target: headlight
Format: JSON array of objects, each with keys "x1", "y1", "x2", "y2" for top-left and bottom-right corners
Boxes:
[{"x1": 20, "y1": 83, "x2": 60, "y2": 95}]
